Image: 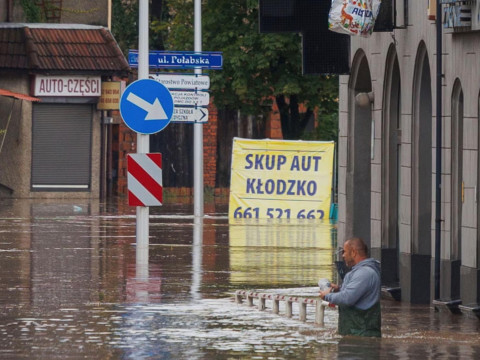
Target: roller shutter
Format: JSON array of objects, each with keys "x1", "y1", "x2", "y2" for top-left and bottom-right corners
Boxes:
[{"x1": 32, "y1": 103, "x2": 92, "y2": 190}]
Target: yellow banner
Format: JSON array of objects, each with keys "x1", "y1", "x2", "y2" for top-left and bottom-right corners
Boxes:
[{"x1": 229, "y1": 138, "x2": 334, "y2": 220}]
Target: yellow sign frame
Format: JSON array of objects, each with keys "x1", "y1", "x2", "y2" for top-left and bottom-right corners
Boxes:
[{"x1": 229, "y1": 138, "x2": 334, "y2": 220}]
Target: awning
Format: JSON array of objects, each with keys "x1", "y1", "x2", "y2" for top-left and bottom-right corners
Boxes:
[{"x1": 0, "y1": 89, "x2": 40, "y2": 102}]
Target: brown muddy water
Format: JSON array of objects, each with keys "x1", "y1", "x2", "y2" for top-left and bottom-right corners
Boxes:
[{"x1": 0, "y1": 198, "x2": 479, "y2": 359}]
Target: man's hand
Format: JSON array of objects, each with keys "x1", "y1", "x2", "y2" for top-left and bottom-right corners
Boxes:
[
  {"x1": 319, "y1": 283, "x2": 340, "y2": 300},
  {"x1": 319, "y1": 287, "x2": 332, "y2": 300}
]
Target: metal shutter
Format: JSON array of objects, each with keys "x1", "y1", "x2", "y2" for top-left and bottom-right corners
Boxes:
[{"x1": 32, "y1": 103, "x2": 92, "y2": 190}]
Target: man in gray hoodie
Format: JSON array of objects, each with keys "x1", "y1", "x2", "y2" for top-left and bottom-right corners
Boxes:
[{"x1": 319, "y1": 237, "x2": 381, "y2": 337}]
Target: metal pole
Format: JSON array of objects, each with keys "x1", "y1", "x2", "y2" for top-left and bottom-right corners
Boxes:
[
  {"x1": 191, "y1": 217, "x2": 203, "y2": 301},
  {"x1": 434, "y1": 0, "x2": 442, "y2": 300},
  {"x1": 137, "y1": 0, "x2": 150, "y2": 278},
  {"x1": 194, "y1": 0, "x2": 204, "y2": 217}
]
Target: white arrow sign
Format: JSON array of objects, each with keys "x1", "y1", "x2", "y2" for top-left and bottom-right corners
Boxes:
[
  {"x1": 172, "y1": 107, "x2": 209, "y2": 123},
  {"x1": 126, "y1": 92, "x2": 168, "y2": 120},
  {"x1": 149, "y1": 74, "x2": 210, "y2": 90},
  {"x1": 171, "y1": 91, "x2": 210, "y2": 107}
]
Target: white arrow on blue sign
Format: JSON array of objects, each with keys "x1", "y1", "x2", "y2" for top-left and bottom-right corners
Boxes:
[{"x1": 120, "y1": 79, "x2": 174, "y2": 134}]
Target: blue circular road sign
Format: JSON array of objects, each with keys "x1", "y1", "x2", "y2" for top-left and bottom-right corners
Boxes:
[{"x1": 120, "y1": 79, "x2": 174, "y2": 134}]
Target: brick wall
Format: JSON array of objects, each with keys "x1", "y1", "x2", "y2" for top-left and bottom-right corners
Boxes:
[
  {"x1": 203, "y1": 103, "x2": 218, "y2": 188},
  {"x1": 117, "y1": 117, "x2": 136, "y2": 196}
]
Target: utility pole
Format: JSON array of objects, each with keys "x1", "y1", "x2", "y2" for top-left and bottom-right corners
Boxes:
[
  {"x1": 193, "y1": 0, "x2": 204, "y2": 218},
  {"x1": 137, "y1": 0, "x2": 150, "y2": 281}
]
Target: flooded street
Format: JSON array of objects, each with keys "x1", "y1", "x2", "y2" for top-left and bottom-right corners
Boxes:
[{"x1": 0, "y1": 198, "x2": 479, "y2": 359}]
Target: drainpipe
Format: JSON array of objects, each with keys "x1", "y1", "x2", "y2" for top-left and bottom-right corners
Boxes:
[{"x1": 434, "y1": 0, "x2": 442, "y2": 300}]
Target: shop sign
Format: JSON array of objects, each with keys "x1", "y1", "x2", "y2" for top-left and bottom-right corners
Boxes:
[
  {"x1": 34, "y1": 75, "x2": 101, "y2": 97},
  {"x1": 98, "y1": 81, "x2": 123, "y2": 110}
]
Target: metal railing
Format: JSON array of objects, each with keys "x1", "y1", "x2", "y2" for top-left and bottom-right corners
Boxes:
[{"x1": 234, "y1": 290, "x2": 333, "y2": 326}]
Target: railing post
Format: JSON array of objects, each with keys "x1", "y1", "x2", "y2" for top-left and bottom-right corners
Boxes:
[
  {"x1": 259, "y1": 296, "x2": 266, "y2": 311},
  {"x1": 247, "y1": 293, "x2": 254, "y2": 307},
  {"x1": 286, "y1": 300, "x2": 293, "y2": 318},
  {"x1": 315, "y1": 300, "x2": 325, "y2": 326},
  {"x1": 299, "y1": 300, "x2": 307, "y2": 322},
  {"x1": 235, "y1": 291, "x2": 243, "y2": 304},
  {"x1": 273, "y1": 299, "x2": 280, "y2": 314}
]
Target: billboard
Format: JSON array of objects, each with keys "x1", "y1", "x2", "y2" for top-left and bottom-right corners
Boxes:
[{"x1": 229, "y1": 138, "x2": 334, "y2": 220}]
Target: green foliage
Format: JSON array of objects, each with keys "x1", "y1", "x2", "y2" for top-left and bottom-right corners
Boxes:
[
  {"x1": 301, "y1": 110, "x2": 339, "y2": 143},
  {"x1": 150, "y1": 0, "x2": 194, "y2": 51},
  {"x1": 113, "y1": 0, "x2": 339, "y2": 140},
  {"x1": 21, "y1": 0, "x2": 44, "y2": 22},
  {"x1": 111, "y1": 0, "x2": 139, "y2": 55}
]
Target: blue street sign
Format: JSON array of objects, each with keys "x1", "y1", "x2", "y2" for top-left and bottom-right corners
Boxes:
[
  {"x1": 128, "y1": 50, "x2": 223, "y2": 70},
  {"x1": 120, "y1": 79, "x2": 174, "y2": 134}
]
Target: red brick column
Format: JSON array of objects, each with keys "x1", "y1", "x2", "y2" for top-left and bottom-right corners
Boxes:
[
  {"x1": 265, "y1": 100, "x2": 283, "y2": 139},
  {"x1": 203, "y1": 103, "x2": 218, "y2": 188},
  {"x1": 117, "y1": 121, "x2": 136, "y2": 196}
]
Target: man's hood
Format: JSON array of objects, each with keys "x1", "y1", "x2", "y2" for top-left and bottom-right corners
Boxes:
[{"x1": 355, "y1": 258, "x2": 381, "y2": 276}]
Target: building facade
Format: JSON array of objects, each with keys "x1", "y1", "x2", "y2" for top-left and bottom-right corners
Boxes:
[
  {"x1": 0, "y1": 23, "x2": 129, "y2": 199},
  {"x1": 337, "y1": 1, "x2": 480, "y2": 307}
]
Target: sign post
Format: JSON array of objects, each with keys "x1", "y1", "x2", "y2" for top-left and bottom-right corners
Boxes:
[
  {"x1": 136, "y1": 0, "x2": 151, "y2": 290},
  {"x1": 194, "y1": 0, "x2": 204, "y2": 218},
  {"x1": 122, "y1": 2, "x2": 175, "y2": 290}
]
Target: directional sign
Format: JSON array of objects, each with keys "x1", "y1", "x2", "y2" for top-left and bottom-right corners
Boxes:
[
  {"x1": 172, "y1": 107, "x2": 209, "y2": 123},
  {"x1": 149, "y1": 74, "x2": 210, "y2": 90},
  {"x1": 120, "y1": 79, "x2": 174, "y2": 134},
  {"x1": 129, "y1": 50, "x2": 223, "y2": 69},
  {"x1": 170, "y1": 91, "x2": 209, "y2": 107}
]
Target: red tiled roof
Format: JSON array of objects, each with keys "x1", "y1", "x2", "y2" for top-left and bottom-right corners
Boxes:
[{"x1": 0, "y1": 24, "x2": 130, "y2": 74}]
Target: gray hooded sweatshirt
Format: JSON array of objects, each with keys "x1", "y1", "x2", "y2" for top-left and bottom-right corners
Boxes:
[{"x1": 325, "y1": 258, "x2": 381, "y2": 310}]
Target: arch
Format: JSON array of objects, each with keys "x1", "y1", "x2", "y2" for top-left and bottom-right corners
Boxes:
[
  {"x1": 407, "y1": 41, "x2": 432, "y2": 304},
  {"x1": 381, "y1": 44, "x2": 401, "y2": 285},
  {"x1": 411, "y1": 42, "x2": 432, "y2": 256},
  {"x1": 445, "y1": 78, "x2": 464, "y2": 301},
  {"x1": 451, "y1": 78, "x2": 463, "y2": 261},
  {"x1": 345, "y1": 50, "x2": 372, "y2": 246}
]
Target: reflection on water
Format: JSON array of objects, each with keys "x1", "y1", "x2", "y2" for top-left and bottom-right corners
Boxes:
[
  {"x1": 0, "y1": 198, "x2": 479, "y2": 359},
  {"x1": 229, "y1": 218, "x2": 336, "y2": 286}
]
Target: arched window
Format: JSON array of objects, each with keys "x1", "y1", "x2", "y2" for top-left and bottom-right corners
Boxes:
[
  {"x1": 411, "y1": 42, "x2": 432, "y2": 257},
  {"x1": 345, "y1": 50, "x2": 372, "y2": 244},
  {"x1": 451, "y1": 79, "x2": 464, "y2": 263},
  {"x1": 381, "y1": 44, "x2": 401, "y2": 285}
]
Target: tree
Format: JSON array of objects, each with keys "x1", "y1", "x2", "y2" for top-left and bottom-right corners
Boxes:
[
  {"x1": 152, "y1": 0, "x2": 339, "y2": 140},
  {"x1": 110, "y1": 0, "x2": 339, "y2": 187},
  {"x1": 111, "y1": 0, "x2": 138, "y2": 54}
]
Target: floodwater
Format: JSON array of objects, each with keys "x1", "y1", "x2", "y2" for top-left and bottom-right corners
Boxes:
[{"x1": 0, "y1": 198, "x2": 479, "y2": 359}]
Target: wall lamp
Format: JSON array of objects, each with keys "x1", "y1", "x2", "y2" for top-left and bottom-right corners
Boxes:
[{"x1": 355, "y1": 91, "x2": 374, "y2": 107}]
